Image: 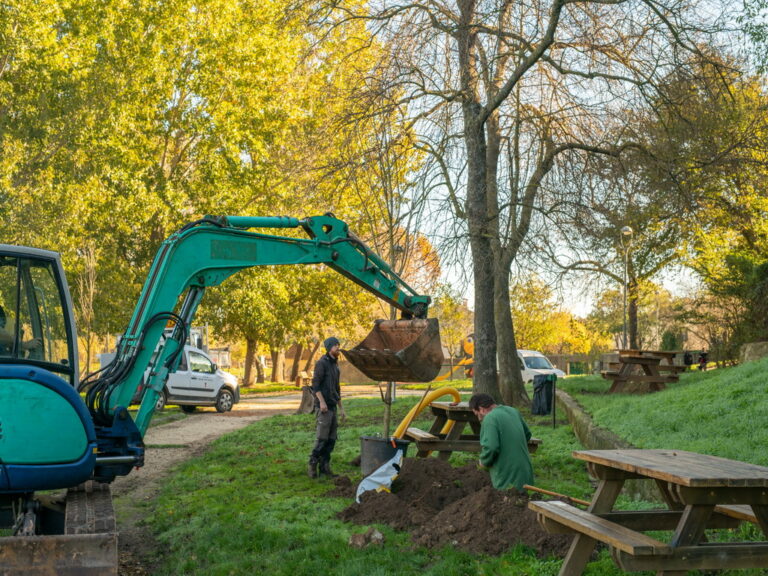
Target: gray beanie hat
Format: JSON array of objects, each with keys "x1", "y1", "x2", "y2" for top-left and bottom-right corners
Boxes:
[{"x1": 324, "y1": 336, "x2": 340, "y2": 351}]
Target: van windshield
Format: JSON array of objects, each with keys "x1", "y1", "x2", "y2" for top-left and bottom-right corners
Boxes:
[{"x1": 524, "y1": 356, "x2": 553, "y2": 370}]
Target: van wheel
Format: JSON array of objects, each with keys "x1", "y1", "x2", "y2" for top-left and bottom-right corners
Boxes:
[
  {"x1": 181, "y1": 405, "x2": 197, "y2": 414},
  {"x1": 155, "y1": 390, "x2": 167, "y2": 411},
  {"x1": 216, "y1": 389, "x2": 234, "y2": 413}
]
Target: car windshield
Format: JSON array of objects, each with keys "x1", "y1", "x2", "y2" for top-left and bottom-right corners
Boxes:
[
  {"x1": 524, "y1": 355, "x2": 553, "y2": 370},
  {"x1": 189, "y1": 350, "x2": 214, "y2": 373}
]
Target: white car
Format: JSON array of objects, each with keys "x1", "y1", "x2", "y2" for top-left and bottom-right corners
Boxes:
[
  {"x1": 517, "y1": 349, "x2": 565, "y2": 384},
  {"x1": 133, "y1": 345, "x2": 240, "y2": 413}
]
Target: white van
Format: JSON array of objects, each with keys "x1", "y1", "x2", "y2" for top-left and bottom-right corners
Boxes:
[
  {"x1": 133, "y1": 345, "x2": 240, "y2": 413},
  {"x1": 517, "y1": 349, "x2": 565, "y2": 384}
]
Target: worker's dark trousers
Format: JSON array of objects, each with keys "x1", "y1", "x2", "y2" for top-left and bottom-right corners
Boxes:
[{"x1": 310, "y1": 406, "x2": 338, "y2": 464}]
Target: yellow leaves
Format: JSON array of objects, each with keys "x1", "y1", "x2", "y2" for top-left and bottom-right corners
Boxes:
[{"x1": 510, "y1": 276, "x2": 610, "y2": 355}]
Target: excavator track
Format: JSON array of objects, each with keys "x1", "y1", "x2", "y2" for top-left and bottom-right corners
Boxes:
[
  {"x1": 65, "y1": 482, "x2": 116, "y2": 535},
  {"x1": 0, "y1": 482, "x2": 117, "y2": 576}
]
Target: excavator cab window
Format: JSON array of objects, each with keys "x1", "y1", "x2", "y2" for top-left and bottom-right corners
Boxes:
[{"x1": 0, "y1": 254, "x2": 75, "y2": 385}]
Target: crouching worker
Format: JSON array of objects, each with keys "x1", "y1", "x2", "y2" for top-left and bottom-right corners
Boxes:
[
  {"x1": 469, "y1": 393, "x2": 534, "y2": 491},
  {"x1": 308, "y1": 336, "x2": 345, "y2": 479}
]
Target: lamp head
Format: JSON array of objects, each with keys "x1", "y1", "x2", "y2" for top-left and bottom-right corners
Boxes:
[{"x1": 621, "y1": 226, "x2": 633, "y2": 237}]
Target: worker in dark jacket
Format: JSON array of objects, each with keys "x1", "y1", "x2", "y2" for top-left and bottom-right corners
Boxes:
[
  {"x1": 308, "y1": 336, "x2": 345, "y2": 478},
  {"x1": 469, "y1": 393, "x2": 534, "y2": 491}
]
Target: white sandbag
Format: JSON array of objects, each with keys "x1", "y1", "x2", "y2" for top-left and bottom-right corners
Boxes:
[{"x1": 355, "y1": 449, "x2": 404, "y2": 503}]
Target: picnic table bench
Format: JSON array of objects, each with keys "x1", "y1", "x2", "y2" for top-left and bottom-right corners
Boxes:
[
  {"x1": 601, "y1": 350, "x2": 682, "y2": 393},
  {"x1": 530, "y1": 449, "x2": 768, "y2": 575},
  {"x1": 403, "y1": 401, "x2": 541, "y2": 460}
]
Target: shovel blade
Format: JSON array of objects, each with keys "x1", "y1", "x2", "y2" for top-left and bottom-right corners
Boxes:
[{"x1": 342, "y1": 318, "x2": 443, "y2": 382}]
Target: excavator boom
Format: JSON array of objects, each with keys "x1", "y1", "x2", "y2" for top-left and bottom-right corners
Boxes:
[{"x1": 86, "y1": 215, "x2": 438, "y2": 450}]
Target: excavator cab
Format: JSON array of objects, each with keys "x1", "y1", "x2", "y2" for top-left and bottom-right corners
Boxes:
[
  {"x1": 342, "y1": 318, "x2": 443, "y2": 382},
  {"x1": 0, "y1": 249, "x2": 78, "y2": 382},
  {"x1": 0, "y1": 247, "x2": 96, "y2": 494}
]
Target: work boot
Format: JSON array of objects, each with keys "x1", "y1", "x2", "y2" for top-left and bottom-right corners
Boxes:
[
  {"x1": 307, "y1": 457, "x2": 318, "y2": 479},
  {"x1": 319, "y1": 459, "x2": 338, "y2": 478}
]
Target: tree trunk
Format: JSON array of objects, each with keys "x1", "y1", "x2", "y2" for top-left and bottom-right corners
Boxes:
[
  {"x1": 494, "y1": 272, "x2": 530, "y2": 407},
  {"x1": 453, "y1": 4, "x2": 499, "y2": 400},
  {"x1": 290, "y1": 343, "x2": 303, "y2": 381},
  {"x1": 629, "y1": 278, "x2": 639, "y2": 349},
  {"x1": 83, "y1": 333, "x2": 93, "y2": 378},
  {"x1": 270, "y1": 348, "x2": 286, "y2": 383},
  {"x1": 243, "y1": 338, "x2": 257, "y2": 386},
  {"x1": 303, "y1": 340, "x2": 321, "y2": 372},
  {"x1": 484, "y1": 106, "x2": 528, "y2": 407},
  {"x1": 256, "y1": 355, "x2": 265, "y2": 383},
  {"x1": 464, "y1": 108, "x2": 500, "y2": 400}
]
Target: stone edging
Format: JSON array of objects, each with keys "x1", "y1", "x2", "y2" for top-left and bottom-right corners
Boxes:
[{"x1": 555, "y1": 389, "x2": 660, "y2": 501}]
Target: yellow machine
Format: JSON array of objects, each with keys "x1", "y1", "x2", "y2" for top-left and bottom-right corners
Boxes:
[{"x1": 434, "y1": 334, "x2": 474, "y2": 381}]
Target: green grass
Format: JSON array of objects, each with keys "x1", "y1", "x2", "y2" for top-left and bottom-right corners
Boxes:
[
  {"x1": 240, "y1": 382, "x2": 303, "y2": 394},
  {"x1": 139, "y1": 362, "x2": 768, "y2": 575},
  {"x1": 237, "y1": 379, "x2": 475, "y2": 396}
]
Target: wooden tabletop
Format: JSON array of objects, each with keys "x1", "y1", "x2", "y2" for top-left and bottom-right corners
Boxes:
[
  {"x1": 575, "y1": 449, "x2": 768, "y2": 488},
  {"x1": 618, "y1": 349, "x2": 677, "y2": 359},
  {"x1": 430, "y1": 401, "x2": 471, "y2": 412},
  {"x1": 429, "y1": 401, "x2": 477, "y2": 421}
]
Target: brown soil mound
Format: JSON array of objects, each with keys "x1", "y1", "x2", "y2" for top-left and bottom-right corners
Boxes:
[{"x1": 336, "y1": 457, "x2": 573, "y2": 558}]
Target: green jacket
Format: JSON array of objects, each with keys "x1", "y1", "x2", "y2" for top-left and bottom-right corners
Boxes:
[{"x1": 478, "y1": 405, "x2": 534, "y2": 490}]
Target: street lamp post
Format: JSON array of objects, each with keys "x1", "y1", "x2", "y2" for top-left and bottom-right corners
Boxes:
[{"x1": 620, "y1": 226, "x2": 633, "y2": 350}]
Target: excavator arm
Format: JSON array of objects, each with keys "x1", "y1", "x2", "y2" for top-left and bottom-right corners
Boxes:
[
  {"x1": 81, "y1": 214, "x2": 441, "y2": 482},
  {"x1": 0, "y1": 215, "x2": 442, "y2": 575}
]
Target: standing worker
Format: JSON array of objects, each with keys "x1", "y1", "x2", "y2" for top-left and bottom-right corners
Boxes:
[
  {"x1": 308, "y1": 336, "x2": 346, "y2": 479},
  {"x1": 698, "y1": 351, "x2": 708, "y2": 371},
  {"x1": 469, "y1": 393, "x2": 534, "y2": 491}
]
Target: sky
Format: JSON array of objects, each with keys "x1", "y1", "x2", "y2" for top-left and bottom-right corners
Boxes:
[{"x1": 441, "y1": 262, "x2": 701, "y2": 318}]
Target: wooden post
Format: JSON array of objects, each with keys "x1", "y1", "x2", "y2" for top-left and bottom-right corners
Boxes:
[{"x1": 296, "y1": 385, "x2": 315, "y2": 414}]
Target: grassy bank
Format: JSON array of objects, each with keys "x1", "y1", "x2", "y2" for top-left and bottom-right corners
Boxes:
[{"x1": 557, "y1": 357, "x2": 768, "y2": 465}]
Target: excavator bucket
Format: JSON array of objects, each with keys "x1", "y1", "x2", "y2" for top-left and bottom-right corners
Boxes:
[{"x1": 342, "y1": 318, "x2": 443, "y2": 382}]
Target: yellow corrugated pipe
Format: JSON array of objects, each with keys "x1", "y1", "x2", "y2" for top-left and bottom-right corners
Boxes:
[{"x1": 392, "y1": 387, "x2": 462, "y2": 439}]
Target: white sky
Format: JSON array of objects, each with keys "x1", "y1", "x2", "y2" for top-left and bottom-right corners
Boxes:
[{"x1": 441, "y1": 264, "x2": 701, "y2": 318}]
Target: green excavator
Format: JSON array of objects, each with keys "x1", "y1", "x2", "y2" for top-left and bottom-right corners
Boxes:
[{"x1": 0, "y1": 214, "x2": 442, "y2": 574}]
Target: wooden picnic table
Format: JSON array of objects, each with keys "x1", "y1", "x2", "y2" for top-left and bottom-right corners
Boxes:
[
  {"x1": 530, "y1": 449, "x2": 768, "y2": 576},
  {"x1": 601, "y1": 350, "x2": 683, "y2": 393},
  {"x1": 403, "y1": 401, "x2": 541, "y2": 460}
]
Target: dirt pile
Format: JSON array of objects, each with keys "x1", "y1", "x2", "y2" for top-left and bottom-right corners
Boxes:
[{"x1": 336, "y1": 457, "x2": 573, "y2": 557}]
